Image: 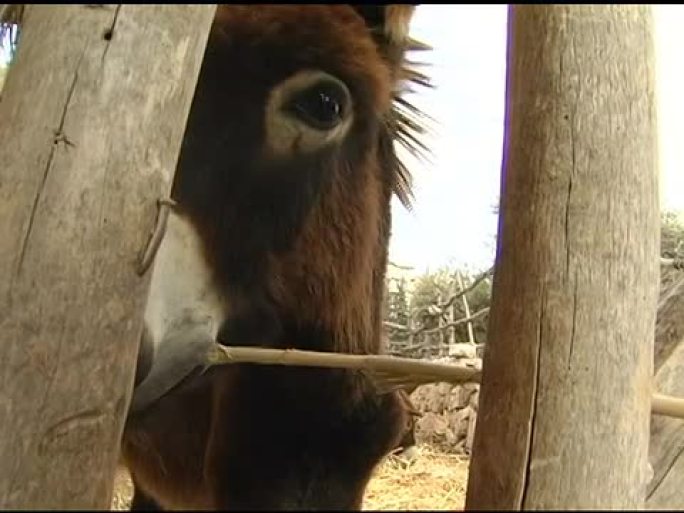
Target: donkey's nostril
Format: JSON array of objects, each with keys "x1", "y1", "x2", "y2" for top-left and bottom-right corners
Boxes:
[{"x1": 283, "y1": 76, "x2": 351, "y2": 131}]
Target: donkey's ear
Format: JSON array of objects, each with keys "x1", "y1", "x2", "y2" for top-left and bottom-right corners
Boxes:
[
  {"x1": 351, "y1": 5, "x2": 419, "y2": 77},
  {"x1": 351, "y1": 5, "x2": 416, "y2": 46},
  {"x1": 351, "y1": 5, "x2": 431, "y2": 212}
]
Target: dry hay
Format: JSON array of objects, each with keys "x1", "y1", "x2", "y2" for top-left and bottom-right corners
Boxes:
[
  {"x1": 111, "y1": 445, "x2": 469, "y2": 510},
  {"x1": 364, "y1": 446, "x2": 469, "y2": 510},
  {"x1": 111, "y1": 468, "x2": 134, "y2": 511}
]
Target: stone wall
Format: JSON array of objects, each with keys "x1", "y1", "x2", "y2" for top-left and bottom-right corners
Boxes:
[{"x1": 408, "y1": 356, "x2": 481, "y2": 454}]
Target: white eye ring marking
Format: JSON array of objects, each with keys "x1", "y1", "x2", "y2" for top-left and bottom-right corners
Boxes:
[{"x1": 265, "y1": 70, "x2": 354, "y2": 156}]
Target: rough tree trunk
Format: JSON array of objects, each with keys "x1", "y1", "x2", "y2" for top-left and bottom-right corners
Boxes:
[
  {"x1": 466, "y1": 5, "x2": 659, "y2": 510},
  {"x1": 0, "y1": 4, "x2": 215, "y2": 509}
]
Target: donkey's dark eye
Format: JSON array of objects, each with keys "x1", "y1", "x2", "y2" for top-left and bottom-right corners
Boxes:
[{"x1": 285, "y1": 80, "x2": 349, "y2": 131}]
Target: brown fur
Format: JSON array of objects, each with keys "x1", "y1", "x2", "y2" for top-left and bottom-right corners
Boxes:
[
  {"x1": 395, "y1": 389, "x2": 421, "y2": 451},
  {"x1": 121, "y1": 5, "x2": 429, "y2": 510}
]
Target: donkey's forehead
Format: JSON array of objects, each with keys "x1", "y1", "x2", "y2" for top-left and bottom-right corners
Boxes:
[
  {"x1": 214, "y1": 5, "x2": 372, "y2": 41},
  {"x1": 213, "y1": 5, "x2": 394, "y2": 113}
]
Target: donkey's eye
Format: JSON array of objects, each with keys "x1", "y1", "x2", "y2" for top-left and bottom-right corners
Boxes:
[
  {"x1": 285, "y1": 80, "x2": 349, "y2": 131},
  {"x1": 267, "y1": 71, "x2": 354, "y2": 154}
]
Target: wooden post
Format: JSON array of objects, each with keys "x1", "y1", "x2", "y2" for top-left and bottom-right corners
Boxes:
[
  {"x1": 646, "y1": 274, "x2": 684, "y2": 508},
  {"x1": 447, "y1": 282, "x2": 455, "y2": 351},
  {"x1": 438, "y1": 291, "x2": 445, "y2": 356},
  {"x1": 0, "y1": 4, "x2": 216, "y2": 509},
  {"x1": 466, "y1": 5, "x2": 659, "y2": 510},
  {"x1": 653, "y1": 275, "x2": 684, "y2": 373},
  {"x1": 457, "y1": 271, "x2": 475, "y2": 345}
]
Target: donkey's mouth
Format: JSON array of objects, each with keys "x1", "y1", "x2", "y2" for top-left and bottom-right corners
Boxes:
[
  {"x1": 129, "y1": 323, "x2": 217, "y2": 415},
  {"x1": 216, "y1": 306, "x2": 284, "y2": 349}
]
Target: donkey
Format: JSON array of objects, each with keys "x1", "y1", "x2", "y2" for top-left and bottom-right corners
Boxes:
[{"x1": 120, "y1": 5, "x2": 430, "y2": 510}]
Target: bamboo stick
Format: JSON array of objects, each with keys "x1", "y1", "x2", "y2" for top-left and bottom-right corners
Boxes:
[{"x1": 207, "y1": 345, "x2": 684, "y2": 419}]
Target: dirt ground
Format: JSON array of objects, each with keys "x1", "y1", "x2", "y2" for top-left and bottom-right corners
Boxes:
[{"x1": 111, "y1": 446, "x2": 469, "y2": 510}]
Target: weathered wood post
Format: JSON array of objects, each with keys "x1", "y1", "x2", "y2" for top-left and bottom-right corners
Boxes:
[
  {"x1": 466, "y1": 5, "x2": 659, "y2": 510},
  {"x1": 0, "y1": 4, "x2": 216, "y2": 508},
  {"x1": 646, "y1": 273, "x2": 684, "y2": 508}
]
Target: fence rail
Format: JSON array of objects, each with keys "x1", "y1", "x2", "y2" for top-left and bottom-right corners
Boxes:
[{"x1": 208, "y1": 345, "x2": 684, "y2": 419}]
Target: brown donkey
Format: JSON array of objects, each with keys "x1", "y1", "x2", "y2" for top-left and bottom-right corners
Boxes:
[{"x1": 120, "y1": 5, "x2": 430, "y2": 510}]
